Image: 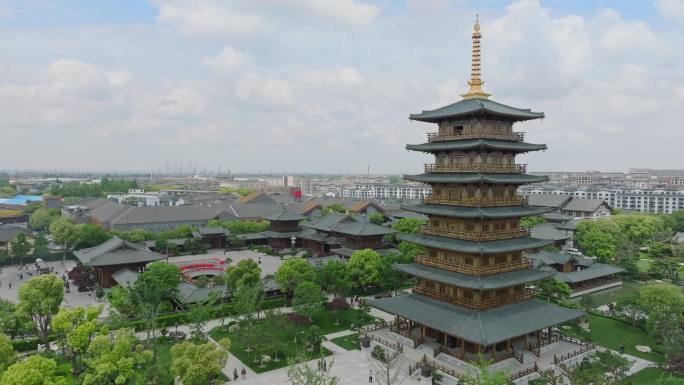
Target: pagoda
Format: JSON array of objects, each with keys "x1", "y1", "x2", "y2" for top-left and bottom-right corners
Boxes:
[{"x1": 368, "y1": 17, "x2": 584, "y2": 363}]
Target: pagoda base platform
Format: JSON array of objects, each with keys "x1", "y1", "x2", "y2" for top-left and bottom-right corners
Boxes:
[{"x1": 363, "y1": 325, "x2": 595, "y2": 384}]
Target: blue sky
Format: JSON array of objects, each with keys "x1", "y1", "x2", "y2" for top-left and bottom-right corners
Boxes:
[{"x1": 1, "y1": 0, "x2": 683, "y2": 173}]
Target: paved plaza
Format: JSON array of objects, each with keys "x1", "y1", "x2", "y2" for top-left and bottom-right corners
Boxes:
[
  {"x1": 167, "y1": 249, "x2": 286, "y2": 278},
  {"x1": 0, "y1": 260, "x2": 103, "y2": 309}
]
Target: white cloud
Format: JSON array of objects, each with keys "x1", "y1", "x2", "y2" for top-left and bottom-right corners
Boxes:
[
  {"x1": 153, "y1": 0, "x2": 265, "y2": 37},
  {"x1": 155, "y1": 87, "x2": 207, "y2": 116},
  {"x1": 236, "y1": 73, "x2": 293, "y2": 105},
  {"x1": 106, "y1": 70, "x2": 130, "y2": 87},
  {"x1": 656, "y1": 0, "x2": 684, "y2": 24},
  {"x1": 289, "y1": 0, "x2": 380, "y2": 25},
  {"x1": 203, "y1": 46, "x2": 253, "y2": 72}
]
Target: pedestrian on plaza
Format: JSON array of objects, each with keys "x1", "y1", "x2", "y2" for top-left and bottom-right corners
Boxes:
[
  {"x1": 233, "y1": 368, "x2": 238, "y2": 380},
  {"x1": 369, "y1": 370, "x2": 373, "y2": 383},
  {"x1": 241, "y1": 367, "x2": 246, "y2": 379},
  {"x1": 323, "y1": 359, "x2": 327, "y2": 372},
  {"x1": 8, "y1": 283, "x2": 11, "y2": 290},
  {"x1": 619, "y1": 342, "x2": 625, "y2": 354}
]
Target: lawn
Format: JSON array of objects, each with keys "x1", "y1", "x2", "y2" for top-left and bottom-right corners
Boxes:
[
  {"x1": 330, "y1": 333, "x2": 360, "y2": 351},
  {"x1": 562, "y1": 313, "x2": 665, "y2": 363},
  {"x1": 619, "y1": 367, "x2": 683, "y2": 384},
  {"x1": 209, "y1": 307, "x2": 373, "y2": 373}
]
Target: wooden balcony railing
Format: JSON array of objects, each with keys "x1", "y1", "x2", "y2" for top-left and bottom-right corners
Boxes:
[
  {"x1": 421, "y1": 226, "x2": 530, "y2": 241},
  {"x1": 416, "y1": 255, "x2": 532, "y2": 276},
  {"x1": 413, "y1": 286, "x2": 535, "y2": 310},
  {"x1": 423, "y1": 195, "x2": 527, "y2": 207},
  {"x1": 424, "y1": 163, "x2": 527, "y2": 173},
  {"x1": 427, "y1": 130, "x2": 525, "y2": 142}
]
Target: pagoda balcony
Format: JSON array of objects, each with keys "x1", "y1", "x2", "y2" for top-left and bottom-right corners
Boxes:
[
  {"x1": 412, "y1": 286, "x2": 535, "y2": 310},
  {"x1": 423, "y1": 195, "x2": 527, "y2": 207},
  {"x1": 420, "y1": 226, "x2": 530, "y2": 241},
  {"x1": 424, "y1": 163, "x2": 527, "y2": 174},
  {"x1": 415, "y1": 255, "x2": 532, "y2": 276},
  {"x1": 427, "y1": 130, "x2": 525, "y2": 142}
]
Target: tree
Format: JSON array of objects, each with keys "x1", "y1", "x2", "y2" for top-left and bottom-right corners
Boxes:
[
  {"x1": 614, "y1": 293, "x2": 643, "y2": 327},
  {"x1": 276, "y1": 258, "x2": 315, "y2": 295},
  {"x1": 106, "y1": 285, "x2": 136, "y2": 318},
  {"x1": 648, "y1": 257, "x2": 681, "y2": 280},
  {"x1": 391, "y1": 218, "x2": 426, "y2": 235},
  {"x1": 51, "y1": 306, "x2": 101, "y2": 373},
  {"x1": 225, "y1": 259, "x2": 262, "y2": 290},
  {"x1": 130, "y1": 262, "x2": 181, "y2": 339},
  {"x1": 368, "y1": 212, "x2": 385, "y2": 225},
  {"x1": 0, "y1": 356, "x2": 67, "y2": 385},
  {"x1": 232, "y1": 283, "x2": 264, "y2": 355},
  {"x1": 170, "y1": 341, "x2": 227, "y2": 385},
  {"x1": 457, "y1": 358, "x2": 511, "y2": 385},
  {"x1": 80, "y1": 328, "x2": 152, "y2": 385},
  {"x1": 32, "y1": 234, "x2": 50, "y2": 258},
  {"x1": 639, "y1": 283, "x2": 684, "y2": 346},
  {"x1": 17, "y1": 274, "x2": 64, "y2": 348},
  {"x1": 520, "y1": 216, "x2": 545, "y2": 229},
  {"x1": 0, "y1": 300, "x2": 30, "y2": 339},
  {"x1": 346, "y1": 249, "x2": 382, "y2": 289},
  {"x1": 0, "y1": 334, "x2": 15, "y2": 374},
  {"x1": 315, "y1": 260, "x2": 350, "y2": 299},
  {"x1": 287, "y1": 354, "x2": 339, "y2": 385},
  {"x1": 322, "y1": 204, "x2": 346, "y2": 215},
  {"x1": 28, "y1": 209, "x2": 58, "y2": 232},
  {"x1": 9, "y1": 234, "x2": 30, "y2": 263},
  {"x1": 557, "y1": 350, "x2": 632, "y2": 385},
  {"x1": 671, "y1": 210, "x2": 684, "y2": 232},
  {"x1": 536, "y1": 278, "x2": 571, "y2": 302},
  {"x1": 293, "y1": 282, "x2": 325, "y2": 321},
  {"x1": 49, "y1": 217, "x2": 81, "y2": 259},
  {"x1": 187, "y1": 295, "x2": 218, "y2": 341},
  {"x1": 378, "y1": 254, "x2": 409, "y2": 295},
  {"x1": 74, "y1": 224, "x2": 111, "y2": 250},
  {"x1": 260, "y1": 309, "x2": 289, "y2": 362}
]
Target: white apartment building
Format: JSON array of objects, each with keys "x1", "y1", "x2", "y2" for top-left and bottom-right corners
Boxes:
[
  {"x1": 340, "y1": 183, "x2": 431, "y2": 200},
  {"x1": 521, "y1": 185, "x2": 684, "y2": 214}
]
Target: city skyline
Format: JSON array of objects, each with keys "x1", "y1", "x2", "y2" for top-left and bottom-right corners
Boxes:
[{"x1": 1, "y1": 0, "x2": 683, "y2": 173}]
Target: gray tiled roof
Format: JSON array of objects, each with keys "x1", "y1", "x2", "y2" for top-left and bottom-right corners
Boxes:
[
  {"x1": 399, "y1": 233, "x2": 552, "y2": 254},
  {"x1": 73, "y1": 236, "x2": 165, "y2": 266},
  {"x1": 525, "y1": 251, "x2": 572, "y2": 266},
  {"x1": 396, "y1": 263, "x2": 553, "y2": 290},
  {"x1": 525, "y1": 194, "x2": 572, "y2": 208},
  {"x1": 406, "y1": 139, "x2": 546, "y2": 153},
  {"x1": 561, "y1": 198, "x2": 608, "y2": 213},
  {"x1": 110, "y1": 268, "x2": 140, "y2": 287},
  {"x1": 530, "y1": 223, "x2": 571, "y2": 241},
  {"x1": 0, "y1": 226, "x2": 31, "y2": 243},
  {"x1": 405, "y1": 173, "x2": 548, "y2": 185},
  {"x1": 403, "y1": 204, "x2": 551, "y2": 219},
  {"x1": 302, "y1": 213, "x2": 395, "y2": 236},
  {"x1": 555, "y1": 263, "x2": 624, "y2": 283},
  {"x1": 331, "y1": 247, "x2": 398, "y2": 258},
  {"x1": 261, "y1": 209, "x2": 307, "y2": 222},
  {"x1": 176, "y1": 283, "x2": 229, "y2": 304},
  {"x1": 409, "y1": 98, "x2": 544, "y2": 123},
  {"x1": 368, "y1": 294, "x2": 583, "y2": 345}
]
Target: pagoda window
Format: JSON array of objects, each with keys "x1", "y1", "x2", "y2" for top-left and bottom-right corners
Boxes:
[
  {"x1": 466, "y1": 189, "x2": 477, "y2": 198},
  {"x1": 462, "y1": 290, "x2": 474, "y2": 300},
  {"x1": 495, "y1": 254, "x2": 507, "y2": 264},
  {"x1": 464, "y1": 256, "x2": 474, "y2": 265},
  {"x1": 453, "y1": 125, "x2": 464, "y2": 135}
]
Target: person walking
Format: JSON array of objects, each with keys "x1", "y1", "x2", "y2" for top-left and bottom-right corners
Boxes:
[
  {"x1": 241, "y1": 367, "x2": 247, "y2": 379},
  {"x1": 233, "y1": 368, "x2": 238, "y2": 380},
  {"x1": 369, "y1": 369, "x2": 373, "y2": 383}
]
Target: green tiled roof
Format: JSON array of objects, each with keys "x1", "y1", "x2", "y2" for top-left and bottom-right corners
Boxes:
[
  {"x1": 409, "y1": 98, "x2": 544, "y2": 123},
  {"x1": 396, "y1": 263, "x2": 553, "y2": 290},
  {"x1": 368, "y1": 294, "x2": 583, "y2": 345},
  {"x1": 406, "y1": 139, "x2": 546, "y2": 153},
  {"x1": 403, "y1": 204, "x2": 552, "y2": 219},
  {"x1": 398, "y1": 233, "x2": 552, "y2": 254},
  {"x1": 404, "y1": 173, "x2": 548, "y2": 185}
]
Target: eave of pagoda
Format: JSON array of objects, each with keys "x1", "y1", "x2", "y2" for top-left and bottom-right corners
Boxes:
[
  {"x1": 404, "y1": 173, "x2": 548, "y2": 185},
  {"x1": 396, "y1": 263, "x2": 553, "y2": 290},
  {"x1": 403, "y1": 203, "x2": 552, "y2": 219},
  {"x1": 398, "y1": 233, "x2": 552, "y2": 254},
  {"x1": 406, "y1": 139, "x2": 547, "y2": 154}
]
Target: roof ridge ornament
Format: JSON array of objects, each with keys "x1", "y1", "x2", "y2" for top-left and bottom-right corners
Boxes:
[{"x1": 461, "y1": 14, "x2": 492, "y2": 100}]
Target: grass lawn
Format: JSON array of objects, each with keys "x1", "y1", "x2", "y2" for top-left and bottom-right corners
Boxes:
[
  {"x1": 330, "y1": 333, "x2": 360, "y2": 351},
  {"x1": 209, "y1": 308, "x2": 373, "y2": 373},
  {"x1": 620, "y1": 367, "x2": 683, "y2": 384},
  {"x1": 636, "y1": 259, "x2": 652, "y2": 272},
  {"x1": 563, "y1": 313, "x2": 665, "y2": 363}
]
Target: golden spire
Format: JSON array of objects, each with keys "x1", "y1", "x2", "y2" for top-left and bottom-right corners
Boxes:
[{"x1": 461, "y1": 14, "x2": 491, "y2": 100}]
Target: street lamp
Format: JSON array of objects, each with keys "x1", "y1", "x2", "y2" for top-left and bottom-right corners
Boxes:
[{"x1": 290, "y1": 234, "x2": 297, "y2": 248}]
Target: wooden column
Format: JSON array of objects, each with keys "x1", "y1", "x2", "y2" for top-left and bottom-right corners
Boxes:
[
  {"x1": 507, "y1": 339, "x2": 511, "y2": 353},
  {"x1": 524, "y1": 334, "x2": 528, "y2": 350},
  {"x1": 491, "y1": 345, "x2": 495, "y2": 360},
  {"x1": 443, "y1": 333, "x2": 447, "y2": 346},
  {"x1": 421, "y1": 325, "x2": 426, "y2": 339},
  {"x1": 460, "y1": 339, "x2": 465, "y2": 359}
]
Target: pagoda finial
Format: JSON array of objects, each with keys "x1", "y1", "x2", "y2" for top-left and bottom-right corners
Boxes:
[{"x1": 461, "y1": 14, "x2": 491, "y2": 100}]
